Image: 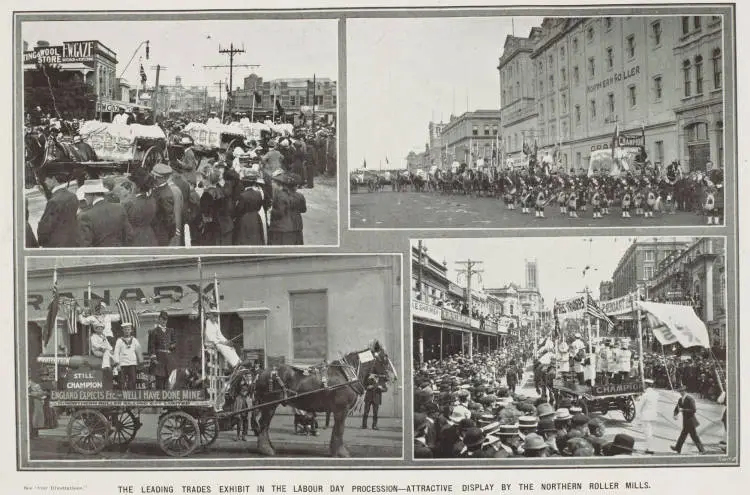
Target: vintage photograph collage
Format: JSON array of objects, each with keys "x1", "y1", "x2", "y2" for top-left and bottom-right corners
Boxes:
[{"x1": 10, "y1": 2, "x2": 741, "y2": 480}]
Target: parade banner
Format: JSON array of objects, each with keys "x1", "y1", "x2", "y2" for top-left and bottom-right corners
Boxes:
[
  {"x1": 412, "y1": 300, "x2": 442, "y2": 322},
  {"x1": 636, "y1": 301, "x2": 710, "y2": 348},
  {"x1": 441, "y1": 308, "x2": 472, "y2": 327},
  {"x1": 590, "y1": 381, "x2": 643, "y2": 396},
  {"x1": 50, "y1": 388, "x2": 208, "y2": 405},
  {"x1": 599, "y1": 292, "x2": 637, "y2": 316},
  {"x1": 554, "y1": 296, "x2": 586, "y2": 315}
]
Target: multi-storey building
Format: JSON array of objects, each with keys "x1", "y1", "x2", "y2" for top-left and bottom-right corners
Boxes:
[
  {"x1": 611, "y1": 239, "x2": 690, "y2": 298},
  {"x1": 232, "y1": 73, "x2": 337, "y2": 120},
  {"x1": 440, "y1": 110, "x2": 502, "y2": 168}
]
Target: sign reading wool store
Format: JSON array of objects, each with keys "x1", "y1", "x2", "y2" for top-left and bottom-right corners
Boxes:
[{"x1": 586, "y1": 65, "x2": 641, "y2": 94}]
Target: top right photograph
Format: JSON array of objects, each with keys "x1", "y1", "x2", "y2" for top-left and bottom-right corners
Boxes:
[{"x1": 348, "y1": 14, "x2": 731, "y2": 229}]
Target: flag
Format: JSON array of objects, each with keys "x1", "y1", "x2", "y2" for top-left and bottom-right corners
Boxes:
[
  {"x1": 140, "y1": 64, "x2": 147, "y2": 84},
  {"x1": 43, "y1": 278, "x2": 60, "y2": 346},
  {"x1": 611, "y1": 122, "x2": 619, "y2": 158},
  {"x1": 363, "y1": 159, "x2": 367, "y2": 169},
  {"x1": 586, "y1": 293, "x2": 614, "y2": 330},
  {"x1": 60, "y1": 298, "x2": 79, "y2": 335},
  {"x1": 523, "y1": 140, "x2": 531, "y2": 156},
  {"x1": 275, "y1": 98, "x2": 284, "y2": 115},
  {"x1": 254, "y1": 91, "x2": 262, "y2": 104},
  {"x1": 552, "y1": 301, "x2": 560, "y2": 340},
  {"x1": 636, "y1": 301, "x2": 710, "y2": 348},
  {"x1": 385, "y1": 157, "x2": 389, "y2": 165},
  {"x1": 116, "y1": 299, "x2": 140, "y2": 332}
]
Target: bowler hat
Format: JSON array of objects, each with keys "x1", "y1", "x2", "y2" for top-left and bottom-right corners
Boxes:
[
  {"x1": 536, "y1": 403, "x2": 555, "y2": 418},
  {"x1": 605, "y1": 433, "x2": 634, "y2": 455},
  {"x1": 462, "y1": 427, "x2": 486, "y2": 449},
  {"x1": 572, "y1": 413, "x2": 589, "y2": 427}
]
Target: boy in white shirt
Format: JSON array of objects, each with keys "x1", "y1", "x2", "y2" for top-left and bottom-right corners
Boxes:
[{"x1": 113, "y1": 322, "x2": 143, "y2": 390}]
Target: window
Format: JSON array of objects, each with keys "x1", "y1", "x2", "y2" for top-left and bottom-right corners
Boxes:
[
  {"x1": 575, "y1": 104, "x2": 581, "y2": 125},
  {"x1": 539, "y1": 80, "x2": 544, "y2": 94},
  {"x1": 695, "y1": 55, "x2": 704, "y2": 94},
  {"x1": 590, "y1": 99, "x2": 597, "y2": 119},
  {"x1": 561, "y1": 67, "x2": 567, "y2": 83},
  {"x1": 682, "y1": 16, "x2": 690, "y2": 35},
  {"x1": 653, "y1": 75, "x2": 663, "y2": 101},
  {"x1": 655, "y1": 140, "x2": 664, "y2": 165},
  {"x1": 492, "y1": 125, "x2": 498, "y2": 135},
  {"x1": 694, "y1": 16, "x2": 701, "y2": 30},
  {"x1": 472, "y1": 126, "x2": 479, "y2": 136},
  {"x1": 626, "y1": 35, "x2": 635, "y2": 58},
  {"x1": 713, "y1": 48, "x2": 722, "y2": 88},
  {"x1": 687, "y1": 122, "x2": 708, "y2": 142},
  {"x1": 587, "y1": 26, "x2": 595, "y2": 42},
  {"x1": 516, "y1": 81, "x2": 520, "y2": 96},
  {"x1": 717, "y1": 121, "x2": 724, "y2": 168},
  {"x1": 539, "y1": 61, "x2": 544, "y2": 73},
  {"x1": 484, "y1": 125, "x2": 491, "y2": 136},
  {"x1": 606, "y1": 47, "x2": 614, "y2": 69},
  {"x1": 644, "y1": 265, "x2": 654, "y2": 280},
  {"x1": 644, "y1": 250, "x2": 655, "y2": 262},
  {"x1": 548, "y1": 54, "x2": 553, "y2": 67},
  {"x1": 576, "y1": 152, "x2": 582, "y2": 167},
  {"x1": 560, "y1": 46, "x2": 566, "y2": 58},
  {"x1": 628, "y1": 85, "x2": 637, "y2": 107},
  {"x1": 573, "y1": 66, "x2": 580, "y2": 85},
  {"x1": 607, "y1": 93, "x2": 615, "y2": 115},
  {"x1": 549, "y1": 74, "x2": 554, "y2": 88},
  {"x1": 605, "y1": 17, "x2": 613, "y2": 30},
  {"x1": 562, "y1": 121, "x2": 568, "y2": 137},
  {"x1": 561, "y1": 92, "x2": 568, "y2": 113},
  {"x1": 290, "y1": 95, "x2": 296, "y2": 106},
  {"x1": 588, "y1": 57, "x2": 595, "y2": 78},
  {"x1": 290, "y1": 290, "x2": 328, "y2": 363},
  {"x1": 652, "y1": 21, "x2": 662, "y2": 46},
  {"x1": 540, "y1": 103, "x2": 545, "y2": 116},
  {"x1": 550, "y1": 96, "x2": 555, "y2": 115},
  {"x1": 683, "y1": 60, "x2": 692, "y2": 97},
  {"x1": 502, "y1": 90, "x2": 506, "y2": 105},
  {"x1": 573, "y1": 37, "x2": 579, "y2": 53}
]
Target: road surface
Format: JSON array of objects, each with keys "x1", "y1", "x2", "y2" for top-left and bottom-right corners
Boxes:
[
  {"x1": 351, "y1": 191, "x2": 711, "y2": 229},
  {"x1": 25, "y1": 175, "x2": 338, "y2": 247},
  {"x1": 29, "y1": 412, "x2": 402, "y2": 460}
]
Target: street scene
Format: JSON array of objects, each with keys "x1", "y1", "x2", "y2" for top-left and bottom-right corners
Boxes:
[
  {"x1": 411, "y1": 237, "x2": 729, "y2": 459},
  {"x1": 24, "y1": 255, "x2": 402, "y2": 463},
  {"x1": 349, "y1": 16, "x2": 726, "y2": 229},
  {"x1": 22, "y1": 19, "x2": 338, "y2": 247}
]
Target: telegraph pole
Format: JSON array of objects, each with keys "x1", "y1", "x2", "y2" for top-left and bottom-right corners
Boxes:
[
  {"x1": 214, "y1": 80, "x2": 224, "y2": 110},
  {"x1": 150, "y1": 65, "x2": 167, "y2": 120},
  {"x1": 202, "y1": 43, "x2": 259, "y2": 115},
  {"x1": 456, "y1": 259, "x2": 483, "y2": 359}
]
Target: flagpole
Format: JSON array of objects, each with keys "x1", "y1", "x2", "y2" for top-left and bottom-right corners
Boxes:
[
  {"x1": 214, "y1": 273, "x2": 221, "y2": 331},
  {"x1": 87, "y1": 281, "x2": 92, "y2": 356},
  {"x1": 198, "y1": 258, "x2": 205, "y2": 381},
  {"x1": 636, "y1": 289, "x2": 645, "y2": 385},
  {"x1": 53, "y1": 265, "x2": 58, "y2": 382}
]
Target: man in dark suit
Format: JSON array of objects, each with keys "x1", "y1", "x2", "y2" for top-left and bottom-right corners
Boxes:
[
  {"x1": 151, "y1": 163, "x2": 176, "y2": 246},
  {"x1": 361, "y1": 373, "x2": 387, "y2": 430},
  {"x1": 77, "y1": 183, "x2": 134, "y2": 247},
  {"x1": 671, "y1": 384, "x2": 705, "y2": 454},
  {"x1": 148, "y1": 311, "x2": 177, "y2": 389},
  {"x1": 36, "y1": 169, "x2": 80, "y2": 247}
]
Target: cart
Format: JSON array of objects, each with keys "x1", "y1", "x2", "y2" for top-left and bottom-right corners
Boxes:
[
  {"x1": 552, "y1": 377, "x2": 642, "y2": 422},
  {"x1": 78, "y1": 121, "x2": 167, "y2": 174},
  {"x1": 350, "y1": 169, "x2": 380, "y2": 193},
  {"x1": 178, "y1": 122, "x2": 250, "y2": 162}
]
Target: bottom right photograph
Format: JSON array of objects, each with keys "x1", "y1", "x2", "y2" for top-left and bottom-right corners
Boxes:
[{"x1": 411, "y1": 236, "x2": 730, "y2": 461}]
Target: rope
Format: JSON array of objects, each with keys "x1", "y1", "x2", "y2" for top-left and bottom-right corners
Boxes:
[{"x1": 40, "y1": 64, "x2": 61, "y2": 121}]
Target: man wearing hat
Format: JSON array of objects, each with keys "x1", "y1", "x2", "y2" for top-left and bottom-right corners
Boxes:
[
  {"x1": 537, "y1": 417, "x2": 560, "y2": 455},
  {"x1": 261, "y1": 139, "x2": 285, "y2": 175},
  {"x1": 459, "y1": 427, "x2": 497, "y2": 458},
  {"x1": 148, "y1": 310, "x2": 177, "y2": 389},
  {"x1": 179, "y1": 136, "x2": 199, "y2": 174},
  {"x1": 207, "y1": 111, "x2": 221, "y2": 126},
  {"x1": 36, "y1": 166, "x2": 79, "y2": 247},
  {"x1": 616, "y1": 342, "x2": 633, "y2": 384},
  {"x1": 112, "y1": 106, "x2": 129, "y2": 126},
  {"x1": 436, "y1": 408, "x2": 470, "y2": 458},
  {"x1": 204, "y1": 305, "x2": 241, "y2": 373},
  {"x1": 89, "y1": 321, "x2": 116, "y2": 389},
  {"x1": 495, "y1": 423, "x2": 523, "y2": 457},
  {"x1": 522, "y1": 433, "x2": 549, "y2": 457},
  {"x1": 73, "y1": 135, "x2": 97, "y2": 162},
  {"x1": 570, "y1": 332, "x2": 586, "y2": 384},
  {"x1": 636, "y1": 378, "x2": 659, "y2": 454},
  {"x1": 269, "y1": 170, "x2": 306, "y2": 245},
  {"x1": 150, "y1": 163, "x2": 177, "y2": 246},
  {"x1": 518, "y1": 416, "x2": 539, "y2": 436},
  {"x1": 77, "y1": 181, "x2": 134, "y2": 247},
  {"x1": 414, "y1": 413, "x2": 434, "y2": 458},
  {"x1": 603, "y1": 433, "x2": 635, "y2": 456},
  {"x1": 671, "y1": 384, "x2": 705, "y2": 454}
]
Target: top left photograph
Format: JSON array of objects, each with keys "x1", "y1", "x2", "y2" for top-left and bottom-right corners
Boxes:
[{"x1": 19, "y1": 16, "x2": 339, "y2": 248}]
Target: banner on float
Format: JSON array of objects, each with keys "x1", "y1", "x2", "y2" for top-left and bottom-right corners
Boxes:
[
  {"x1": 636, "y1": 301, "x2": 710, "y2": 348},
  {"x1": 599, "y1": 292, "x2": 637, "y2": 316},
  {"x1": 554, "y1": 296, "x2": 585, "y2": 315}
]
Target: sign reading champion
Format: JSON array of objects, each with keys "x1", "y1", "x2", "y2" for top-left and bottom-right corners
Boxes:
[{"x1": 586, "y1": 65, "x2": 641, "y2": 94}]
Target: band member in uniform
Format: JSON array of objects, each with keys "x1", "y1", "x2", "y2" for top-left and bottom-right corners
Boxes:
[
  {"x1": 671, "y1": 384, "x2": 705, "y2": 454},
  {"x1": 148, "y1": 310, "x2": 177, "y2": 389}
]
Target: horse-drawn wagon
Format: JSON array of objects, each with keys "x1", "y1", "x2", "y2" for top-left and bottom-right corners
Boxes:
[{"x1": 552, "y1": 375, "x2": 641, "y2": 422}]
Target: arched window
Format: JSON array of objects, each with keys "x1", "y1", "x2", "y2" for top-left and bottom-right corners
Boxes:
[
  {"x1": 713, "y1": 48, "x2": 722, "y2": 88},
  {"x1": 695, "y1": 55, "x2": 704, "y2": 94},
  {"x1": 683, "y1": 60, "x2": 692, "y2": 97}
]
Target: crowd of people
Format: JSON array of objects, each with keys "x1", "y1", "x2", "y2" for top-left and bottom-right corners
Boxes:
[
  {"x1": 643, "y1": 352, "x2": 726, "y2": 402},
  {"x1": 26, "y1": 107, "x2": 339, "y2": 247}
]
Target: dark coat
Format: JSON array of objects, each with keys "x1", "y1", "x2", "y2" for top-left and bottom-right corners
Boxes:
[
  {"x1": 674, "y1": 394, "x2": 700, "y2": 429},
  {"x1": 290, "y1": 191, "x2": 307, "y2": 245},
  {"x1": 269, "y1": 188, "x2": 295, "y2": 245},
  {"x1": 37, "y1": 187, "x2": 80, "y2": 247},
  {"x1": 77, "y1": 199, "x2": 133, "y2": 247},
  {"x1": 147, "y1": 326, "x2": 177, "y2": 378},
  {"x1": 233, "y1": 187, "x2": 265, "y2": 245},
  {"x1": 74, "y1": 142, "x2": 98, "y2": 162},
  {"x1": 152, "y1": 182, "x2": 175, "y2": 246},
  {"x1": 199, "y1": 187, "x2": 224, "y2": 246},
  {"x1": 124, "y1": 194, "x2": 158, "y2": 246},
  {"x1": 364, "y1": 375, "x2": 387, "y2": 405}
]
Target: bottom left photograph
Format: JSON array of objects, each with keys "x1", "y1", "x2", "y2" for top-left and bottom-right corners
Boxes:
[{"x1": 20, "y1": 254, "x2": 403, "y2": 467}]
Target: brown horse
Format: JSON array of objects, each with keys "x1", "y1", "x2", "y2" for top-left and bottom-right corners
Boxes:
[{"x1": 252, "y1": 340, "x2": 397, "y2": 457}]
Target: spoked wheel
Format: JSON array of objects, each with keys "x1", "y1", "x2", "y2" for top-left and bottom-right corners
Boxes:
[
  {"x1": 198, "y1": 416, "x2": 220, "y2": 448},
  {"x1": 157, "y1": 411, "x2": 200, "y2": 457},
  {"x1": 622, "y1": 395, "x2": 636, "y2": 422},
  {"x1": 141, "y1": 145, "x2": 164, "y2": 172},
  {"x1": 109, "y1": 409, "x2": 141, "y2": 447},
  {"x1": 67, "y1": 409, "x2": 111, "y2": 455},
  {"x1": 227, "y1": 138, "x2": 245, "y2": 153}
]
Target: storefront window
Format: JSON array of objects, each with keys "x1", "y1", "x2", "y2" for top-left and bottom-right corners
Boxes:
[{"x1": 290, "y1": 290, "x2": 328, "y2": 363}]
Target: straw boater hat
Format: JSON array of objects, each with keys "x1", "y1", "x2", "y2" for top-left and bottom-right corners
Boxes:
[
  {"x1": 569, "y1": 406, "x2": 583, "y2": 415},
  {"x1": 555, "y1": 408, "x2": 572, "y2": 421},
  {"x1": 77, "y1": 182, "x2": 109, "y2": 195},
  {"x1": 497, "y1": 423, "x2": 522, "y2": 438},
  {"x1": 518, "y1": 416, "x2": 539, "y2": 429}
]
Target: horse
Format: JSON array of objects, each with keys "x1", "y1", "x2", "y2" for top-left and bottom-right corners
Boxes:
[{"x1": 252, "y1": 340, "x2": 397, "y2": 457}]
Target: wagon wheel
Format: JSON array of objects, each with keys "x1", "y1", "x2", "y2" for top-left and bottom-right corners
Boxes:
[
  {"x1": 109, "y1": 409, "x2": 141, "y2": 446},
  {"x1": 198, "y1": 415, "x2": 220, "y2": 448},
  {"x1": 141, "y1": 145, "x2": 164, "y2": 172},
  {"x1": 622, "y1": 395, "x2": 636, "y2": 423},
  {"x1": 157, "y1": 411, "x2": 201, "y2": 457},
  {"x1": 67, "y1": 409, "x2": 111, "y2": 455},
  {"x1": 227, "y1": 138, "x2": 245, "y2": 153}
]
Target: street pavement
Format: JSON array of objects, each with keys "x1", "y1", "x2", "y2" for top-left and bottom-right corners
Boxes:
[
  {"x1": 25, "y1": 173, "x2": 338, "y2": 246},
  {"x1": 30, "y1": 411, "x2": 402, "y2": 460},
  {"x1": 513, "y1": 364, "x2": 727, "y2": 456},
  {"x1": 351, "y1": 190, "x2": 709, "y2": 229}
]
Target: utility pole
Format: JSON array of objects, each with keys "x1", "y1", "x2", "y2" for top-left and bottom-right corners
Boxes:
[
  {"x1": 456, "y1": 259, "x2": 483, "y2": 359},
  {"x1": 214, "y1": 81, "x2": 224, "y2": 110},
  {"x1": 150, "y1": 65, "x2": 167, "y2": 120},
  {"x1": 202, "y1": 43, "x2": 259, "y2": 115}
]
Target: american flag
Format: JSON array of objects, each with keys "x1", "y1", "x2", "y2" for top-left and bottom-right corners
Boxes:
[
  {"x1": 59, "y1": 298, "x2": 79, "y2": 335},
  {"x1": 43, "y1": 276, "x2": 60, "y2": 346},
  {"x1": 116, "y1": 299, "x2": 140, "y2": 333},
  {"x1": 586, "y1": 293, "x2": 614, "y2": 330}
]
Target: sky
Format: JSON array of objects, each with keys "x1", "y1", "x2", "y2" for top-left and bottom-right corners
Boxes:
[
  {"x1": 22, "y1": 19, "x2": 338, "y2": 99},
  {"x1": 412, "y1": 236, "x2": 696, "y2": 305},
  {"x1": 347, "y1": 16, "x2": 543, "y2": 170}
]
